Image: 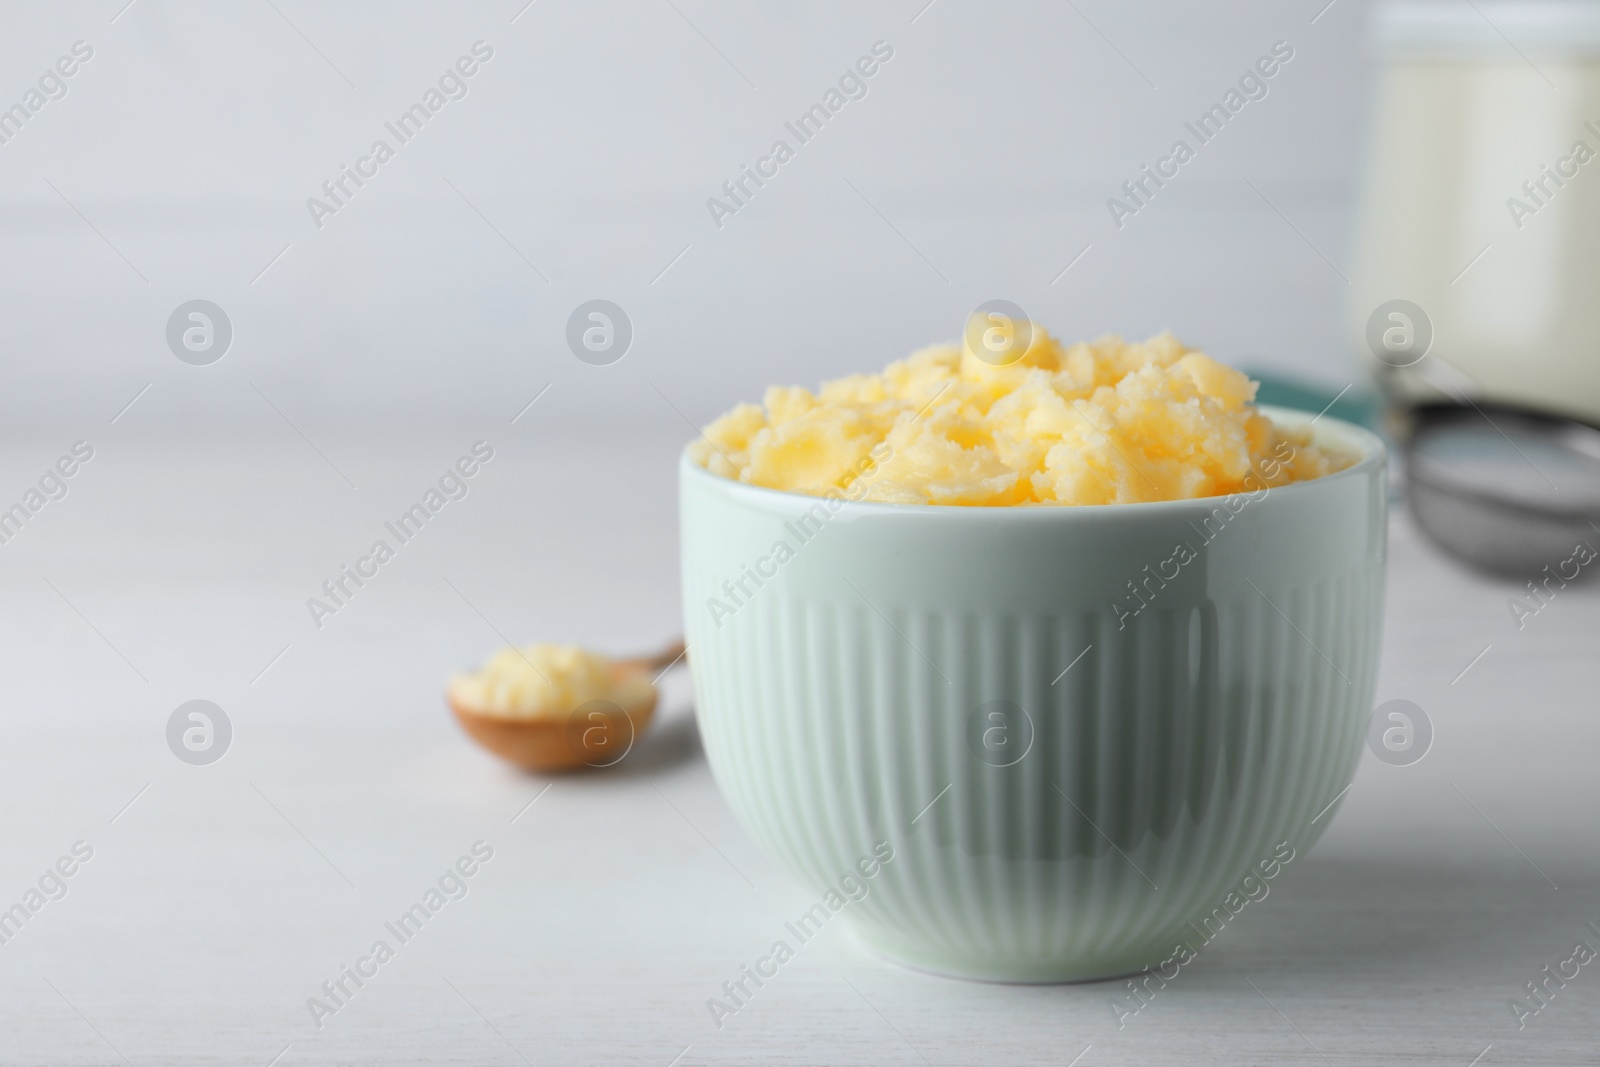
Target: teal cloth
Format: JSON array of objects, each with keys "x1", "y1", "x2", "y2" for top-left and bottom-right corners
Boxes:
[{"x1": 1244, "y1": 370, "x2": 1378, "y2": 430}]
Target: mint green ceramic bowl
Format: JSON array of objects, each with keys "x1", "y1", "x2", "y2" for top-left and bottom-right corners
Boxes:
[{"x1": 680, "y1": 408, "x2": 1386, "y2": 981}]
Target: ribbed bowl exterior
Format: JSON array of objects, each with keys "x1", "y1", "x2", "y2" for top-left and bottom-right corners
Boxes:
[{"x1": 681, "y1": 411, "x2": 1387, "y2": 981}]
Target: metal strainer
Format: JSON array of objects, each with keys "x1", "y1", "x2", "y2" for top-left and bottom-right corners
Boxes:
[{"x1": 1403, "y1": 405, "x2": 1600, "y2": 576}]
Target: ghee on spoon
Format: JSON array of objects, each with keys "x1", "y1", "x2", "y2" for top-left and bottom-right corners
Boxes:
[{"x1": 448, "y1": 640, "x2": 685, "y2": 772}]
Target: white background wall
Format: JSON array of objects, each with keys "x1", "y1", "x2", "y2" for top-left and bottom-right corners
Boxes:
[{"x1": 0, "y1": 0, "x2": 1375, "y2": 431}]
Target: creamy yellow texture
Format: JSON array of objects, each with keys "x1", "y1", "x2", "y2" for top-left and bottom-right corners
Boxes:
[
  {"x1": 449, "y1": 644, "x2": 653, "y2": 720},
  {"x1": 688, "y1": 323, "x2": 1348, "y2": 506}
]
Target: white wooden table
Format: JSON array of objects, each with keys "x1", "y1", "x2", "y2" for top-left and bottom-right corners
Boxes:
[{"x1": 2, "y1": 423, "x2": 1596, "y2": 1066}]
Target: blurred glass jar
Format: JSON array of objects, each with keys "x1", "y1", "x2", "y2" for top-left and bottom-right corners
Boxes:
[{"x1": 1351, "y1": 0, "x2": 1600, "y2": 426}]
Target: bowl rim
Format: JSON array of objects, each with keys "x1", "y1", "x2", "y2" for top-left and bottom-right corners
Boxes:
[{"x1": 680, "y1": 405, "x2": 1387, "y2": 520}]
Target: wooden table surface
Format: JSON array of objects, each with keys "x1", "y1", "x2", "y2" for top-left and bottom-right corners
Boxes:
[{"x1": 2, "y1": 424, "x2": 1596, "y2": 1066}]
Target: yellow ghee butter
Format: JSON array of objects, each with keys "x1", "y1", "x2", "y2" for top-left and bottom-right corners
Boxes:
[{"x1": 689, "y1": 321, "x2": 1348, "y2": 506}]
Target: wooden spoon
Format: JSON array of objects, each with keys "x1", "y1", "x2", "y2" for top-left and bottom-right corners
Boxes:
[{"x1": 450, "y1": 640, "x2": 686, "y2": 772}]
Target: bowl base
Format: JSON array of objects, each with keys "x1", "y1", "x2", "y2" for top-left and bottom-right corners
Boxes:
[{"x1": 853, "y1": 927, "x2": 1161, "y2": 985}]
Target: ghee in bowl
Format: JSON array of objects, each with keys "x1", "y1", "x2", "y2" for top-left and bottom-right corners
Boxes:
[
  {"x1": 689, "y1": 325, "x2": 1350, "y2": 506},
  {"x1": 680, "y1": 321, "x2": 1385, "y2": 981}
]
